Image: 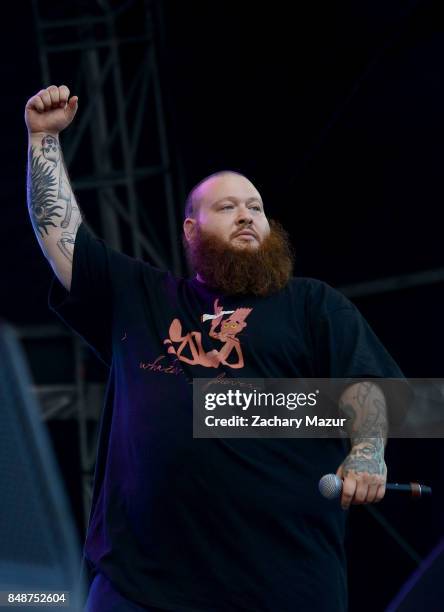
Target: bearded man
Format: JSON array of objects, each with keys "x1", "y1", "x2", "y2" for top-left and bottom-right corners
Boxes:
[{"x1": 25, "y1": 85, "x2": 404, "y2": 612}]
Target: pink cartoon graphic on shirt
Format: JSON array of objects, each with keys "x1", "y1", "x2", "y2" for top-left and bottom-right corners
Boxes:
[{"x1": 163, "y1": 298, "x2": 252, "y2": 368}]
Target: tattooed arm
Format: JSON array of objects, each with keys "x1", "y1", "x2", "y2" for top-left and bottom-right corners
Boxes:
[
  {"x1": 335, "y1": 382, "x2": 388, "y2": 509},
  {"x1": 27, "y1": 131, "x2": 81, "y2": 289},
  {"x1": 25, "y1": 85, "x2": 80, "y2": 291}
]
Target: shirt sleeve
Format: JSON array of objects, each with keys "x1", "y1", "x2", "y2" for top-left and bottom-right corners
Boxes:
[
  {"x1": 310, "y1": 281, "x2": 411, "y2": 430},
  {"x1": 48, "y1": 221, "x2": 139, "y2": 367},
  {"x1": 316, "y1": 305, "x2": 403, "y2": 379}
]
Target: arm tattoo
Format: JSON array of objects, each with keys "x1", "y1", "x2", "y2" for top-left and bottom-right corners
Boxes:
[
  {"x1": 339, "y1": 382, "x2": 388, "y2": 476},
  {"x1": 27, "y1": 144, "x2": 63, "y2": 237},
  {"x1": 40, "y1": 135, "x2": 73, "y2": 228},
  {"x1": 341, "y1": 437, "x2": 386, "y2": 476},
  {"x1": 56, "y1": 215, "x2": 81, "y2": 263},
  {"x1": 339, "y1": 382, "x2": 388, "y2": 442},
  {"x1": 59, "y1": 155, "x2": 73, "y2": 228},
  {"x1": 28, "y1": 135, "x2": 82, "y2": 262}
]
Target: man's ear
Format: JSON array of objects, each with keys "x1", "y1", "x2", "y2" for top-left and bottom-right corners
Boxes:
[{"x1": 183, "y1": 217, "x2": 196, "y2": 242}]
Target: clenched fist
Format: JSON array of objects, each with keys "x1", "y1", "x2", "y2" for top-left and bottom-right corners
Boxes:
[{"x1": 25, "y1": 84, "x2": 78, "y2": 135}]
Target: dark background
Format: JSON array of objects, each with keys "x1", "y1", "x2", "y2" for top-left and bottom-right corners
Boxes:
[{"x1": 1, "y1": 1, "x2": 443, "y2": 610}]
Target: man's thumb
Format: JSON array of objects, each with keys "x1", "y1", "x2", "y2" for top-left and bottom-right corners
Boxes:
[{"x1": 67, "y1": 96, "x2": 78, "y2": 113}]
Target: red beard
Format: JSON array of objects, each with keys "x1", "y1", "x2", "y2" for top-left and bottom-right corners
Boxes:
[{"x1": 184, "y1": 218, "x2": 295, "y2": 297}]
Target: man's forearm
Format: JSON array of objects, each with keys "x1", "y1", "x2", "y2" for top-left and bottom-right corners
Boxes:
[
  {"x1": 27, "y1": 131, "x2": 82, "y2": 265},
  {"x1": 338, "y1": 381, "x2": 388, "y2": 474}
]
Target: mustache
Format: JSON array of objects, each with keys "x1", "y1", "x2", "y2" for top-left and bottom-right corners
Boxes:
[{"x1": 232, "y1": 227, "x2": 258, "y2": 239}]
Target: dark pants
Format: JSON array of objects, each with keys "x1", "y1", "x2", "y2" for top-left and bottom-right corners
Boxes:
[{"x1": 84, "y1": 571, "x2": 166, "y2": 611}]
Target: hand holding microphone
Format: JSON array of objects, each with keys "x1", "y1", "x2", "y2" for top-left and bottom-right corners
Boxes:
[
  {"x1": 331, "y1": 438, "x2": 432, "y2": 509},
  {"x1": 319, "y1": 473, "x2": 432, "y2": 504},
  {"x1": 334, "y1": 441, "x2": 389, "y2": 509}
]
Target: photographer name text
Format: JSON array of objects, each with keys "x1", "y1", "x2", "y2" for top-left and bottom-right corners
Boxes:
[{"x1": 204, "y1": 415, "x2": 347, "y2": 428}]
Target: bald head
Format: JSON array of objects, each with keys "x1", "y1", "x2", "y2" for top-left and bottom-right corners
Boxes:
[{"x1": 184, "y1": 170, "x2": 259, "y2": 220}]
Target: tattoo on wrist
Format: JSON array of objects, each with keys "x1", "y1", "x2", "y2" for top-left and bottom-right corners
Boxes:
[{"x1": 342, "y1": 438, "x2": 386, "y2": 476}]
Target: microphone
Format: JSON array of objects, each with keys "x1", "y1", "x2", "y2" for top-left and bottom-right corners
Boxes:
[{"x1": 319, "y1": 473, "x2": 432, "y2": 500}]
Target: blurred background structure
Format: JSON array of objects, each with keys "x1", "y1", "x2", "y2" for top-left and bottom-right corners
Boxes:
[{"x1": 1, "y1": 1, "x2": 443, "y2": 610}]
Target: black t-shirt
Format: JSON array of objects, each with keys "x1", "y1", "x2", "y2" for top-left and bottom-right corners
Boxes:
[{"x1": 48, "y1": 222, "x2": 404, "y2": 612}]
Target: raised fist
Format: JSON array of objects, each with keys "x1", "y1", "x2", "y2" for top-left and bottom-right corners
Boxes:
[{"x1": 25, "y1": 84, "x2": 78, "y2": 135}]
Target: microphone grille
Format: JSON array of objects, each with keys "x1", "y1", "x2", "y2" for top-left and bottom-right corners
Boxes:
[{"x1": 319, "y1": 474, "x2": 342, "y2": 500}]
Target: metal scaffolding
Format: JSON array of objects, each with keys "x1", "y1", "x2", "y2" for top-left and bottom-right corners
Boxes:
[{"x1": 32, "y1": 0, "x2": 182, "y2": 268}]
